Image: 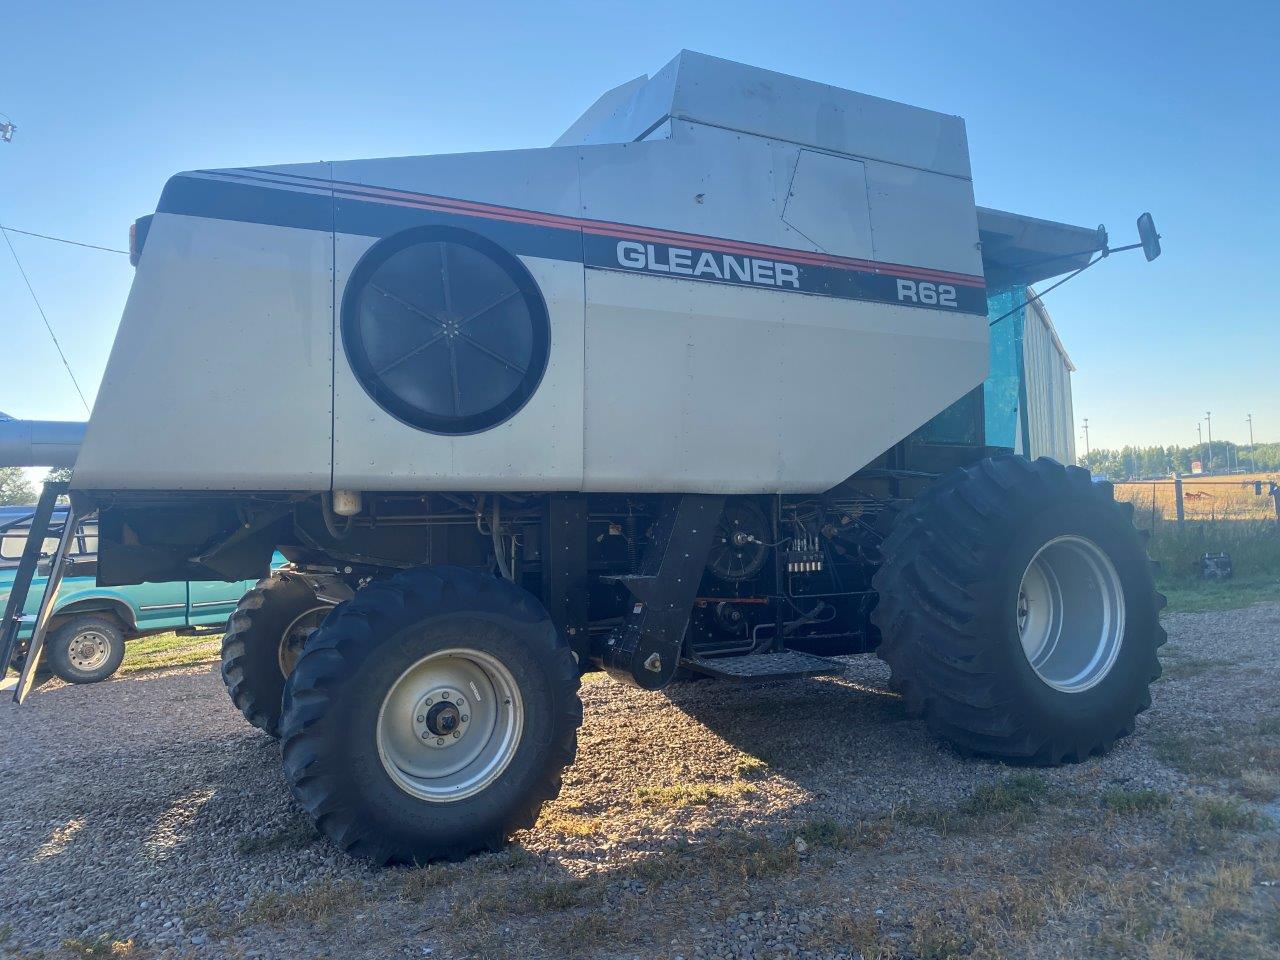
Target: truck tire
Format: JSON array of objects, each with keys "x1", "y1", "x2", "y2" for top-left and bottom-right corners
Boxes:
[
  {"x1": 871, "y1": 455, "x2": 1165, "y2": 765},
  {"x1": 279, "y1": 565, "x2": 582, "y2": 865},
  {"x1": 221, "y1": 574, "x2": 332, "y2": 736},
  {"x1": 46, "y1": 614, "x2": 126, "y2": 684}
]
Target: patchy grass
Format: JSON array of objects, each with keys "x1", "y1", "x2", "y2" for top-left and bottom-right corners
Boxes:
[
  {"x1": 733, "y1": 756, "x2": 769, "y2": 780},
  {"x1": 537, "y1": 812, "x2": 603, "y2": 838},
  {"x1": 1100, "y1": 787, "x2": 1172, "y2": 815},
  {"x1": 234, "y1": 819, "x2": 318, "y2": 856},
  {"x1": 902, "y1": 773, "x2": 1049, "y2": 834},
  {"x1": 1158, "y1": 655, "x2": 1234, "y2": 680},
  {"x1": 1169, "y1": 795, "x2": 1271, "y2": 853},
  {"x1": 634, "y1": 781, "x2": 754, "y2": 808},
  {"x1": 398, "y1": 865, "x2": 452, "y2": 901},
  {"x1": 60, "y1": 936, "x2": 137, "y2": 957},
  {"x1": 1151, "y1": 729, "x2": 1244, "y2": 780},
  {"x1": 241, "y1": 878, "x2": 368, "y2": 927},
  {"x1": 119, "y1": 629, "x2": 221, "y2": 674},
  {"x1": 792, "y1": 816, "x2": 891, "y2": 852}
]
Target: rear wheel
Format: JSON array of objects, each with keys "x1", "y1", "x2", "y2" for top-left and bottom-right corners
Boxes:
[
  {"x1": 221, "y1": 574, "x2": 332, "y2": 736},
  {"x1": 871, "y1": 455, "x2": 1165, "y2": 765},
  {"x1": 46, "y1": 615, "x2": 126, "y2": 684},
  {"x1": 280, "y1": 566, "x2": 581, "y2": 865}
]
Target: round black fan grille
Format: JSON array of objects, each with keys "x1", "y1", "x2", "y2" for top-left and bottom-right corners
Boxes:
[{"x1": 341, "y1": 227, "x2": 551, "y2": 435}]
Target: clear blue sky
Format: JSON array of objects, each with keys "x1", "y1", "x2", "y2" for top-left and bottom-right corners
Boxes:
[{"x1": 1, "y1": 0, "x2": 1275, "y2": 454}]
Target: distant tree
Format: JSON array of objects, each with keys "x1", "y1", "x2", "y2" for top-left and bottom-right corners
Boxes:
[
  {"x1": 43, "y1": 466, "x2": 73, "y2": 484},
  {"x1": 0, "y1": 466, "x2": 36, "y2": 506}
]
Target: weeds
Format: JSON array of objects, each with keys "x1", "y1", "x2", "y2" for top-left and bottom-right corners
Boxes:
[
  {"x1": 792, "y1": 816, "x2": 891, "y2": 851},
  {"x1": 1100, "y1": 787, "x2": 1172, "y2": 815},
  {"x1": 241, "y1": 878, "x2": 367, "y2": 927},
  {"x1": 902, "y1": 773, "x2": 1048, "y2": 833},
  {"x1": 634, "y1": 781, "x2": 754, "y2": 807},
  {"x1": 60, "y1": 936, "x2": 136, "y2": 958}
]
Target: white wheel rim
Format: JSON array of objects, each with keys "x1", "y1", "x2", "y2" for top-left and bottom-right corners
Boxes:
[
  {"x1": 1017, "y1": 535, "x2": 1126, "y2": 693},
  {"x1": 67, "y1": 630, "x2": 111, "y2": 672},
  {"x1": 277, "y1": 606, "x2": 332, "y2": 676},
  {"x1": 376, "y1": 647, "x2": 523, "y2": 803}
]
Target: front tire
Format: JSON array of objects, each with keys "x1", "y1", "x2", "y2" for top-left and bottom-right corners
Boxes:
[
  {"x1": 871, "y1": 455, "x2": 1165, "y2": 765},
  {"x1": 280, "y1": 566, "x2": 582, "y2": 865},
  {"x1": 46, "y1": 615, "x2": 126, "y2": 684}
]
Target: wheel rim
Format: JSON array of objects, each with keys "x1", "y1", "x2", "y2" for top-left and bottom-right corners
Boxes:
[
  {"x1": 277, "y1": 606, "x2": 333, "y2": 676},
  {"x1": 1017, "y1": 535, "x2": 1126, "y2": 693},
  {"x1": 67, "y1": 630, "x2": 111, "y2": 672},
  {"x1": 376, "y1": 647, "x2": 524, "y2": 802}
]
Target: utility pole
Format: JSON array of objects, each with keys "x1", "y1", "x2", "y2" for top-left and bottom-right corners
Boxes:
[
  {"x1": 1247, "y1": 414, "x2": 1256, "y2": 473},
  {"x1": 1081, "y1": 418, "x2": 1091, "y2": 460},
  {"x1": 1205, "y1": 411, "x2": 1214, "y2": 475}
]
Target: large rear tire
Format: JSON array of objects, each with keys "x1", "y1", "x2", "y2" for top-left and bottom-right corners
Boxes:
[
  {"x1": 221, "y1": 574, "x2": 332, "y2": 736},
  {"x1": 871, "y1": 455, "x2": 1165, "y2": 765},
  {"x1": 279, "y1": 566, "x2": 582, "y2": 865}
]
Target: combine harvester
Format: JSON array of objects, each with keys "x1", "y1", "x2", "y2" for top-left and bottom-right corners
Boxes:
[{"x1": 1, "y1": 53, "x2": 1163, "y2": 864}]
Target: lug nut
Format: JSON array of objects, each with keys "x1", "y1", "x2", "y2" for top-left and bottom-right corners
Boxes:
[
  {"x1": 417, "y1": 715, "x2": 425, "y2": 723},
  {"x1": 452, "y1": 731, "x2": 461, "y2": 738},
  {"x1": 421, "y1": 732, "x2": 430, "y2": 740},
  {"x1": 436, "y1": 738, "x2": 444, "y2": 745},
  {"x1": 460, "y1": 715, "x2": 469, "y2": 722}
]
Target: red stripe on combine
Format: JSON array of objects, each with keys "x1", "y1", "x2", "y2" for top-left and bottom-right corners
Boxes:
[{"x1": 238, "y1": 169, "x2": 988, "y2": 288}]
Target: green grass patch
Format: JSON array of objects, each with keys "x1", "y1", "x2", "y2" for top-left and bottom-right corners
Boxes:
[
  {"x1": 792, "y1": 816, "x2": 891, "y2": 851},
  {"x1": 1161, "y1": 577, "x2": 1280, "y2": 614},
  {"x1": 1100, "y1": 787, "x2": 1172, "y2": 815},
  {"x1": 119, "y1": 629, "x2": 221, "y2": 674},
  {"x1": 902, "y1": 773, "x2": 1048, "y2": 833}
]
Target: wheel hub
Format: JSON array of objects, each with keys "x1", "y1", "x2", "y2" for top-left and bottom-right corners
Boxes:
[
  {"x1": 68, "y1": 631, "x2": 110, "y2": 671},
  {"x1": 413, "y1": 688, "x2": 472, "y2": 747},
  {"x1": 376, "y1": 648, "x2": 523, "y2": 802},
  {"x1": 1017, "y1": 535, "x2": 1126, "y2": 693}
]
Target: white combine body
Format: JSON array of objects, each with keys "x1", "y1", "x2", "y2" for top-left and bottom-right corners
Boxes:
[
  {"x1": 2, "y1": 53, "x2": 1164, "y2": 869},
  {"x1": 76, "y1": 51, "x2": 986, "y2": 494}
]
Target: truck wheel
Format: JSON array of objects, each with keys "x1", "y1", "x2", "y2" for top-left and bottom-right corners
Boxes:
[
  {"x1": 221, "y1": 574, "x2": 332, "y2": 736},
  {"x1": 46, "y1": 615, "x2": 126, "y2": 684},
  {"x1": 871, "y1": 455, "x2": 1165, "y2": 765},
  {"x1": 279, "y1": 566, "x2": 582, "y2": 865}
]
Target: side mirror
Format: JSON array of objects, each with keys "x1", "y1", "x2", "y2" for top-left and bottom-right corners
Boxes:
[{"x1": 1137, "y1": 212, "x2": 1161, "y2": 262}]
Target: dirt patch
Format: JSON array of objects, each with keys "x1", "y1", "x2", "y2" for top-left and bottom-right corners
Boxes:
[{"x1": 2, "y1": 604, "x2": 1279, "y2": 959}]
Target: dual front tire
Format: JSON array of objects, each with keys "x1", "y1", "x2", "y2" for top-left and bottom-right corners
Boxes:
[{"x1": 872, "y1": 455, "x2": 1166, "y2": 765}]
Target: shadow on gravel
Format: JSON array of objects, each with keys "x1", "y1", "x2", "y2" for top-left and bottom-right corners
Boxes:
[{"x1": 660, "y1": 668, "x2": 921, "y2": 777}]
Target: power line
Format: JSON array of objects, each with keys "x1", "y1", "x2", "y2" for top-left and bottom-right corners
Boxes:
[
  {"x1": 0, "y1": 224, "x2": 127, "y2": 255},
  {"x1": 1, "y1": 225, "x2": 91, "y2": 415}
]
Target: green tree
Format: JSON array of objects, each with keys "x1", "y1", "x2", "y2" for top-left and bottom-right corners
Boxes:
[{"x1": 0, "y1": 466, "x2": 36, "y2": 506}]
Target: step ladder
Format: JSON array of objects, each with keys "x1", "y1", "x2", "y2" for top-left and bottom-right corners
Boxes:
[
  {"x1": 0, "y1": 480, "x2": 79, "y2": 704},
  {"x1": 679, "y1": 648, "x2": 847, "y2": 682}
]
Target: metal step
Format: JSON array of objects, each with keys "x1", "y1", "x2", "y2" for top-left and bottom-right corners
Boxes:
[{"x1": 679, "y1": 649, "x2": 846, "y2": 682}]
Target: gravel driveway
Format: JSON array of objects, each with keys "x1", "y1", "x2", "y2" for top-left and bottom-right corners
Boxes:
[{"x1": 3, "y1": 604, "x2": 1279, "y2": 960}]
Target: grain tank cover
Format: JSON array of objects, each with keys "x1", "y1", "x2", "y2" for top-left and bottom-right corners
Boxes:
[{"x1": 555, "y1": 51, "x2": 972, "y2": 178}]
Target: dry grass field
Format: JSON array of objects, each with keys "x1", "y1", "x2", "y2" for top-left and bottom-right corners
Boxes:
[{"x1": 1114, "y1": 473, "x2": 1279, "y2": 524}]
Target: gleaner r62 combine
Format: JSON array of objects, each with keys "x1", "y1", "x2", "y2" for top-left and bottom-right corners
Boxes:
[{"x1": 1, "y1": 53, "x2": 1165, "y2": 865}]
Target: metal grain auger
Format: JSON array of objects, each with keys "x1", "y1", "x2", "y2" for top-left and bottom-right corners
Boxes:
[{"x1": 1, "y1": 53, "x2": 1164, "y2": 865}]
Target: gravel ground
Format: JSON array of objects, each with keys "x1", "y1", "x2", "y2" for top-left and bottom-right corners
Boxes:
[{"x1": 3, "y1": 604, "x2": 1279, "y2": 960}]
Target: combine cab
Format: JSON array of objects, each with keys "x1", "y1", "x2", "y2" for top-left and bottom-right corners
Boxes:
[{"x1": 1, "y1": 52, "x2": 1163, "y2": 865}]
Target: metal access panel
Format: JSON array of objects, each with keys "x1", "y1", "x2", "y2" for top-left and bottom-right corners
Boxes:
[
  {"x1": 73, "y1": 164, "x2": 336, "y2": 492},
  {"x1": 577, "y1": 122, "x2": 988, "y2": 493}
]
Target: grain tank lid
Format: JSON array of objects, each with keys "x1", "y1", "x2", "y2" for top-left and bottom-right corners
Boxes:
[
  {"x1": 978, "y1": 207, "x2": 1106, "y2": 288},
  {"x1": 554, "y1": 51, "x2": 972, "y2": 179}
]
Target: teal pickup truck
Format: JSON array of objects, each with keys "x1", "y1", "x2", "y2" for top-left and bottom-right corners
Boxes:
[{"x1": 1, "y1": 505, "x2": 279, "y2": 683}]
